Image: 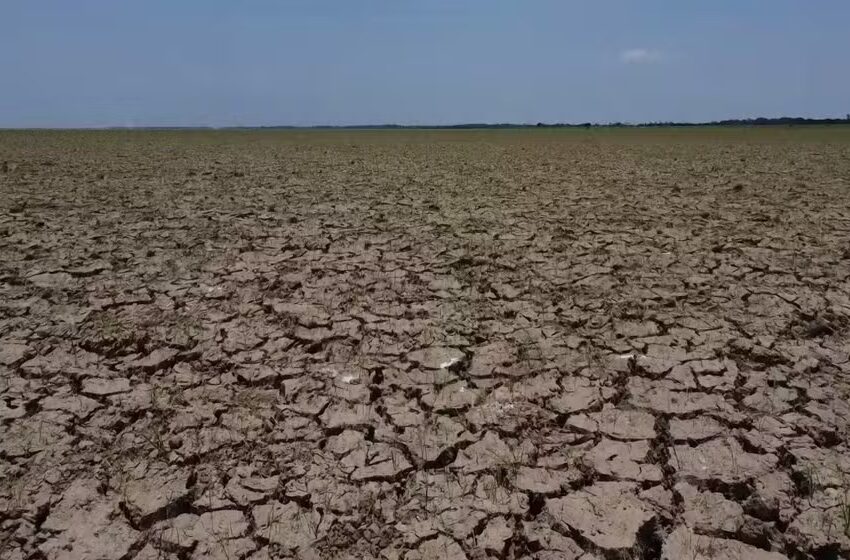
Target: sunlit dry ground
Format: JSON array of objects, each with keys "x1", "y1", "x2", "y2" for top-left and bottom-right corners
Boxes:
[{"x1": 2, "y1": 127, "x2": 850, "y2": 560}]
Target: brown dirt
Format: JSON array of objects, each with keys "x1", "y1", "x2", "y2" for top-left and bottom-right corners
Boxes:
[{"x1": 2, "y1": 128, "x2": 850, "y2": 559}]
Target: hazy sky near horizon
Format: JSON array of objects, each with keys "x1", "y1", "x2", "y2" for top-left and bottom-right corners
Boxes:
[{"x1": 2, "y1": 1, "x2": 849, "y2": 127}]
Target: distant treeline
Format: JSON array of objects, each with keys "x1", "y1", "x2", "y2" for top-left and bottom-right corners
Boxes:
[
  {"x1": 97, "y1": 116, "x2": 850, "y2": 131},
  {"x1": 249, "y1": 116, "x2": 850, "y2": 130},
  {"x1": 557, "y1": 116, "x2": 850, "y2": 128}
]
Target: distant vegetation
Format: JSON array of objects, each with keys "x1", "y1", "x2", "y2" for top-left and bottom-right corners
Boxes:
[
  {"x1": 540, "y1": 116, "x2": 850, "y2": 128},
  {"x1": 248, "y1": 116, "x2": 850, "y2": 130},
  {"x1": 91, "y1": 115, "x2": 850, "y2": 131}
]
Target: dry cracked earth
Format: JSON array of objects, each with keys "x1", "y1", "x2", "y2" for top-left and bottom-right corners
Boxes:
[{"x1": 2, "y1": 128, "x2": 850, "y2": 560}]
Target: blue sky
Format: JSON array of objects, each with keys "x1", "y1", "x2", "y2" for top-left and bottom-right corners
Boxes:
[{"x1": 2, "y1": 1, "x2": 849, "y2": 127}]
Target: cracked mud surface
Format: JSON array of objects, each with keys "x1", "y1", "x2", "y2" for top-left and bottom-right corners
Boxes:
[{"x1": 2, "y1": 128, "x2": 850, "y2": 559}]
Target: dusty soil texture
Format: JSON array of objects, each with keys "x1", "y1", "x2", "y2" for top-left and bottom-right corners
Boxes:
[{"x1": 2, "y1": 127, "x2": 850, "y2": 560}]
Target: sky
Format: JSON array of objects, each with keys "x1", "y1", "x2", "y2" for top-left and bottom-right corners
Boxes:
[{"x1": 2, "y1": 1, "x2": 849, "y2": 127}]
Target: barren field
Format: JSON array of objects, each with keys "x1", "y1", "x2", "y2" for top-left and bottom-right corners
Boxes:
[{"x1": 3, "y1": 127, "x2": 850, "y2": 560}]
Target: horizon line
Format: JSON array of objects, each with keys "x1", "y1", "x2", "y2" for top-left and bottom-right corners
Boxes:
[{"x1": 2, "y1": 115, "x2": 850, "y2": 131}]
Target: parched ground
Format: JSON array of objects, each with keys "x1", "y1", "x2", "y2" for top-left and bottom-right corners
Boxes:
[{"x1": 2, "y1": 128, "x2": 850, "y2": 560}]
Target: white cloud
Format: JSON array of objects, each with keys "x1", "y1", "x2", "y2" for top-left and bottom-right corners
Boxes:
[{"x1": 620, "y1": 48, "x2": 662, "y2": 64}]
